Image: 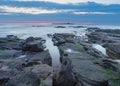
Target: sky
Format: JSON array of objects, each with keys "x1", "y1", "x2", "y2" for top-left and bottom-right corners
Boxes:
[{"x1": 0, "y1": 0, "x2": 120, "y2": 24}]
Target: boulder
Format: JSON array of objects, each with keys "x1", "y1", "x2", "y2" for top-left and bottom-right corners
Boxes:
[
  {"x1": 28, "y1": 50, "x2": 52, "y2": 66},
  {"x1": 52, "y1": 33, "x2": 75, "y2": 46},
  {"x1": 22, "y1": 37, "x2": 46, "y2": 52},
  {"x1": 24, "y1": 64, "x2": 53, "y2": 79}
]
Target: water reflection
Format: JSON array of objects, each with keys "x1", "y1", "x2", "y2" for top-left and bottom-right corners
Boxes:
[{"x1": 45, "y1": 36, "x2": 61, "y2": 71}]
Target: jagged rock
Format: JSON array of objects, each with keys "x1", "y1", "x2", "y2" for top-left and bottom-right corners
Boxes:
[
  {"x1": 0, "y1": 35, "x2": 23, "y2": 50},
  {"x1": 87, "y1": 29, "x2": 120, "y2": 45},
  {"x1": 106, "y1": 43, "x2": 120, "y2": 59},
  {"x1": 53, "y1": 56, "x2": 76, "y2": 86},
  {"x1": 0, "y1": 70, "x2": 14, "y2": 86},
  {"x1": 87, "y1": 32, "x2": 110, "y2": 43},
  {"x1": 6, "y1": 72, "x2": 40, "y2": 86},
  {"x1": 0, "y1": 35, "x2": 53, "y2": 86},
  {"x1": 52, "y1": 33, "x2": 75, "y2": 46},
  {"x1": 24, "y1": 64, "x2": 52, "y2": 79},
  {"x1": 27, "y1": 50, "x2": 52, "y2": 66},
  {"x1": 22, "y1": 37, "x2": 46, "y2": 52},
  {"x1": 52, "y1": 33, "x2": 120, "y2": 86}
]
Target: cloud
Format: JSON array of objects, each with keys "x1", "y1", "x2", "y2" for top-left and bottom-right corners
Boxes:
[
  {"x1": 12, "y1": 0, "x2": 120, "y2": 5},
  {"x1": 0, "y1": 5, "x2": 72, "y2": 15},
  {"x1": 0, "y1": 5, "x2": 116, "y2": 15},
  {"x1": 73, "y1": 12, "x2": 115, "y2": 15}
]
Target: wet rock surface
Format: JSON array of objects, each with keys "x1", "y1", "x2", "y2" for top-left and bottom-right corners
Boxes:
[
  {"x1": 52, "y1": 33, "x2": 76, "y2": 46},
  {"x1": 0, "y1": 36, "x2": 53, "y2": 86},
  {"x1": 86, "y1": 28, "x2": 120, "y2": 45},
  {"x1": 52, "y1": 32, "x2": 120, "y2": 86},
  {"x1": 5, "y1": 72, "x2": 40, "y2": 86},
  {"x1": 86, "y1": 28, "x2": 120, "y2": 59},
  {"x1": 22, "y1": 37, "x2": 46, "y2": 52},
  {"x1": 106, "y1": 43, "x2": 120, "y2": 59}
]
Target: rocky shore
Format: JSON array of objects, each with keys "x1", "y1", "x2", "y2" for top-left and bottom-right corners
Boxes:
[
  {"x1": 0, "y1": 35, "x2": 52, "y2": 86},
  {"x1": 52, "y1": 28, "x2": 120, "y2": 86},
  {"x1": 0, "y1": 27, "x2": 120, "y2": 86}
]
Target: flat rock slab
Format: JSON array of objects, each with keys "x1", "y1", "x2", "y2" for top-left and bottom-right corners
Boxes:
[{"x1": 0, "y1": 50, "x2": 23, "y2": 59}]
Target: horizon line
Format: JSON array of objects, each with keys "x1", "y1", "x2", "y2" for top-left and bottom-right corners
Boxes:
[{"x1": 0, "y1": 20, "x2": 119, "y2": 25}]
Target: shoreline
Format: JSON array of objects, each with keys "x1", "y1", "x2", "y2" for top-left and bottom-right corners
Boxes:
[{"x1": 0, "y1": 27, "x2": 120, "y2": 86}]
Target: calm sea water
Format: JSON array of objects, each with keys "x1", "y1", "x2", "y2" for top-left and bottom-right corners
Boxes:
[{"x1": 0, "y1": 24, "x2": 119, "y2": 38}]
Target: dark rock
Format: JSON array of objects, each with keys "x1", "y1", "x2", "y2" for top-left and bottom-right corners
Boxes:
[
  {"x1": 22, "y1": 37, "x2": 46, "y2": 52},
  {"x1": 0, "y1": 50, "x2": 23, "y2": 59},
  {"x1": 69, "y1": 26, "x2": 85, "y2": 28},
  {"x1": 47, "y1": 34, "x2": 53, "y2": 38},
  {"x1": 53, "y1": 56, "x2": 76, "y2": 86},
  {"x1": 87, "y1": 29, "x2": 120, "y2": 45},
  {"x1": 96, "y1": 29, "x2": 120, "y2": 34},
  {"x1": 52, "y1": 33, "x2": 75, "y2": 46},
  {"x1": 22, "y1": 61, "x2": 41, "y2": 67},
  {"x1": 7, "y1": 35, "x2": 18, "y2": 39},
  {"x1": 6, "y1": 72, "x2": 40, "y2": 86},
  {"x1": 106, "y1": 43, "x2": 120, "y2": 59},
  {"x1": 0, "y1": 35, "x2": 53, "y2": 86},
  {"x1": 52, "y1": 33, "x2": 120, "y2": 86},
  {"x1": 0, "y1": 70, "x2": 14, "y2": 86},
  {"x1": 59, "y1": 47, "x2": 118, "y2": 86},
  {"x1": 0, "y1": 36, "x2": 23, "y2": 50},
  {"x1": 87, "y1": 32, "x2": 110, "y2": 43},
  {"x1": 24, "y1": 64, "x2": 52, "y2": 79},
  {"x1": 86, "y1": 27, "x2": 100, "y2": 32},
  {"x1": 28, "y1": 50, "x2": 52, "y2": 66},
  {"x1": 40, "y1": 74, "x2": 53, "y2": 86},
  {"x1": 94, "y1": 59, "x2": 118, "y2": 71},
  {"x1": 55, "y1": 26, "x2": 66, "y2": 28}
]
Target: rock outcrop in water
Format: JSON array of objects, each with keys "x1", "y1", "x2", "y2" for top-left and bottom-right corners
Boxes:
[
  {"x1": 0, "y1": 35, "x2": 52, "y2": 86},
  {"x1": 52, "y1": 32, "x2": 120, "y2": 86}
]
